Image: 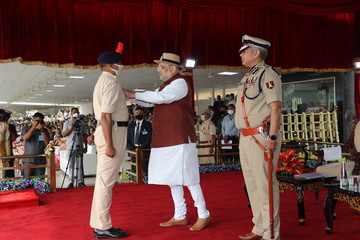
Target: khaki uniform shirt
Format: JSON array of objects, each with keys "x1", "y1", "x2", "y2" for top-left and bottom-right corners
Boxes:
[
  {"x1": 93, "y1": 71, "x2": 128, "y2": 122},
  {"x1": 199, "y1": 120, "x2": 216, "y2": 142},
  {"x1": 235, "y1": 61, "x2": 282, "y2": 129}
]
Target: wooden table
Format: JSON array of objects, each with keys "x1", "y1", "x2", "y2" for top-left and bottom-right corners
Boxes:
[
  {"x1": 277, "y1": 174, "x2": 336, "y2": 225},
  {"x1": 323, "y1": 184, "x2": 360, "y2": 234}
]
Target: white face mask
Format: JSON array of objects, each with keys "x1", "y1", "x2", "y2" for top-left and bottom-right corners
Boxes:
[
  {"x1": 111, "y1": 67, "x2": 118, "y2": 76},
  {"x1": 111, "y1": 63, "x2": 124, "y2": 77},
  {"x1": 201, "y1": 115, "x2": 207, "y2": 121},
  {"x1": 227, "y1": 110, "x2": 234, "y2": 115},
  {"x1": 73, "y1": 113, "x2": 79, "y2": 118}
]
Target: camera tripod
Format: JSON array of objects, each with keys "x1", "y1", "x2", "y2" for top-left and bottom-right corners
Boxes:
[{"x1": 61, "y1": 129, "x2": 85, "y2": 188}]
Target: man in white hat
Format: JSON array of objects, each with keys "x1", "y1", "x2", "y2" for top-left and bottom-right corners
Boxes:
[
  {"x1": 125, "y1": 53, "x2": 211, "y2": 231},
  {"x1": 235, "y1": 35, "x2": 282, "y2": 240}
]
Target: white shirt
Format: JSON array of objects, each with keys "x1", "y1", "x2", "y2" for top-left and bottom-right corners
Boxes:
[
  {"x1": 133, "y1": 78, "x2": 188, "y2": 107},
  {"x1": 130, "y1": 77, "x2": 199, "y2": 186}
]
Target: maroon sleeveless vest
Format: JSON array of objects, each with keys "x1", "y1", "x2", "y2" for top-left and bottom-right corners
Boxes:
[{"x1": 151, "y1": 74, "x2": 197, "y2": 148}]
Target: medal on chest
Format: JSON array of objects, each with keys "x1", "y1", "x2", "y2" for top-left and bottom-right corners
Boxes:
[{"x1": 247, "y1": 76, "x2": 258, "y2": 87}]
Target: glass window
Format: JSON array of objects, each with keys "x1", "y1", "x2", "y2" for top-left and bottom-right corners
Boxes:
[{"x1": 282, "y1": 77, "x2": 335, "y2": 114}]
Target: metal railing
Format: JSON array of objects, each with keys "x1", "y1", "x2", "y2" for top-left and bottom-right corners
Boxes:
[
  {"x1": 280, "y1": 111, "x2": 340, "y2": 144},
  {"x1": 0, "y1": 147, "x2": 56, "y2": 192},
  {"x1": 125, "y1": 143, "x2": 240, "y2": 184}
]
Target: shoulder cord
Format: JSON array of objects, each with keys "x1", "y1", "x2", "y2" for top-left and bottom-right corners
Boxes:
[
  {"x1": 244, "y1": 69, "x2": 265, "y2": 100},
  {"x1": 240, "y1": 71, "x2": 270, "y2": 153}
]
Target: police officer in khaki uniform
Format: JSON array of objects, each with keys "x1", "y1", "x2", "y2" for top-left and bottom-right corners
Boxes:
[
  {"x1": 90, "y1": 43, "x2": 129, "y2": 239},
  {"x1": 199, "y1": 110, "x2": 216, "y2": 164},
  {"x1": 235, "y1": 35, "x2": 282, "y2": 240}
]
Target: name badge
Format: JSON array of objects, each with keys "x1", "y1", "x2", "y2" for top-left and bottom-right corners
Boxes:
[
  {"x1": 142, "y1": 129, "x2": 148, "y2": 135},
  {"x1": 38, "y1": 135, "x2": 44, "y2": 141}
]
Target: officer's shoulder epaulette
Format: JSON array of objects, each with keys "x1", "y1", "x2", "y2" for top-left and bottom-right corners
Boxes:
[
  {"x1": 271, "y1": 66, "x2": 281, "y2": 76},
  {"x1": 263, "y1": 65, "x2": 281, "y2": 77}
]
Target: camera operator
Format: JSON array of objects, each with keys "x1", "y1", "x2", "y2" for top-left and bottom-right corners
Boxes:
[
  {"x1": 21, "y1": 112, "x2": 50, "y2": 177},
  {"x1": 62, "y1": 107, "x2": 88, "y2": 187}
]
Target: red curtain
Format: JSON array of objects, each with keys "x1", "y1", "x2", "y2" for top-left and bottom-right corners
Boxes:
[
  {"x1": 0, "y1": 0, "x2": 359, "y2": 70},
  {"x1": 355, "y1": 71, "x2": 360, "y2": 115}
]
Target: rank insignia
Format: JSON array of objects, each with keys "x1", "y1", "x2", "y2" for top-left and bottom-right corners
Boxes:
[
  {"x1": 250, "y1": 76, "x2": 257, "y2": 83},
  {"x1": 266, "y1": 81, "x2": 275, "y2": 89},
  {"x1": 250, "y1": 66, "x2": 259, "y2": 74}
]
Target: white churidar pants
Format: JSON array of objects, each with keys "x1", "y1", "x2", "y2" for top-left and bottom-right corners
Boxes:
[{"x1": 170, "y1": 184, "x2": 210, "y2": 220}]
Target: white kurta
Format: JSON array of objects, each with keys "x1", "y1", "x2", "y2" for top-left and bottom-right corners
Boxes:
[{"x1": 132, "y1": 78, "x2": 200, "y2": 186}]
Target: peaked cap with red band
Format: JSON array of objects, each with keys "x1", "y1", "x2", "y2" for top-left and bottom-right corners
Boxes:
[
  {"x1": 97, "y1": 42, "x2": 124, "y2": 64},
  {"x1": 239, "y1": 34, "x2": 271, "y2": 53}
]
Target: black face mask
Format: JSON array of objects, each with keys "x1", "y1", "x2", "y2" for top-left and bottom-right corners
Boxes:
[
  {"x1": 135, "y1": 115, "x2": 144, "y2": 120},
  {"x1": 220, "y1": 111, "x2": 226, "y2": 116}
]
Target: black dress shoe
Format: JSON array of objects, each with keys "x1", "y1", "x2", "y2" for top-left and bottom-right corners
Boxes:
[
  {"x1": 94, "y1": 227, "x2": 128, "y2": 239},
  {"x1": 94, "y1": 227, "x2": 122, "y2": 234},
  {"x1": 67, "y1": 183, "x2": 73, "y2": 188},
  {"x1": 77, "y1": 182, "x2": 86, "y2": 187}
]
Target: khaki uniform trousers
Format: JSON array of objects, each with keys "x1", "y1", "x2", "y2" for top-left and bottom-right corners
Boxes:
[
  {"x1": 90, "y1": 126, "x2": 127, "y2": 230},
  {"x1": 239, "y1": 133, "x2": 281, "y2": 240}
]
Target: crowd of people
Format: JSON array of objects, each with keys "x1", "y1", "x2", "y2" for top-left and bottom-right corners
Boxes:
[{"x1": 197, "y1": 95, "x2": 240, "y2": 164}]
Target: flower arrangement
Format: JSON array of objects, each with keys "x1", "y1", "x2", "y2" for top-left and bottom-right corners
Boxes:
[
  {"x1": 120, "y1": 163, "x2": 241, "y2": 184},
  {"x1": 0, "y1": 178, "x2": 52, "y2": 194},
  {"x1": 277, "y1": 149, "x2": 305, "y2": 176},
  {"x1": 199, "y1": 163, "x2": 241, "y2": 174}
]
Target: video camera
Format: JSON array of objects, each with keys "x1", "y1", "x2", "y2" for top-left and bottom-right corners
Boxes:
[{"x1": 73, "y1": 115, "x2": 84, "y2": 132}]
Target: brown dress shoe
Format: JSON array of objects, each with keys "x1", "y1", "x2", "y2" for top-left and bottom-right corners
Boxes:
[
  {"x1": 159, "y1": 217, "x2": 188, "y2": 227},
  {"x1": 238, "y1": 232, "x2": 262, "y2": 240},
  {"x1": 189, "y1": 216, "x2": 212, "y2": 231}
]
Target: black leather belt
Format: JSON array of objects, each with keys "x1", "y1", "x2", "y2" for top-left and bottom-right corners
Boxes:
[
  {"x1": 228, "y1": 136, "x2": 239, "y2": 139},
  {"x1": 115, "y1": 121, "x2": 128, "y2": 127},
  {"x1": 98, "y1": 120, "x2": 128, "y2": 127}
]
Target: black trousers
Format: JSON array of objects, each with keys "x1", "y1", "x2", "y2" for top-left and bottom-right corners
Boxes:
[{"x1": 221, "y1": 136, "x2": 239, "y2": 162}]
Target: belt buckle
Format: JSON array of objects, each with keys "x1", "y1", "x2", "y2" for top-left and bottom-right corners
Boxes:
[{"x1": 258, "y1": 126, "x2": 266, "y2": 138}]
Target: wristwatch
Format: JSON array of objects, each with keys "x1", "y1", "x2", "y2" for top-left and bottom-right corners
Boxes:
[{"x1": 268, "y1": 135, "x2": 277, "y2": 140}]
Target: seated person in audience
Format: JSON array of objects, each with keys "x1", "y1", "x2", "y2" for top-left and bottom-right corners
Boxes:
[
  {"x1": 53, "y1": 128, "x2": 63, "y2": 143},
  {"x1": 87, "y1": 128, "x2": 95, "y2": 145}
]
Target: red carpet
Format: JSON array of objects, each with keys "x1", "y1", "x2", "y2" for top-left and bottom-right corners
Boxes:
[
  {"x1": 0, "y1": 189, "x2": 39, "y2": 211},
  {"x1": 0, "y1": 171, "x2": 359, "y2": 240}
]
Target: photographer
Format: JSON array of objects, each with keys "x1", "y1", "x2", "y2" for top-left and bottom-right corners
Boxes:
[
  {"x1": 62, "y1": 107, "x2": 88, "y2": 187},
  {"x1": 21, "y1": 112, "x2": 50, "y2": 177}
]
